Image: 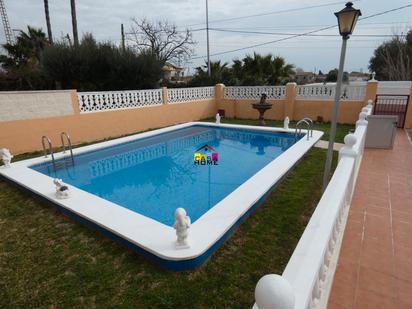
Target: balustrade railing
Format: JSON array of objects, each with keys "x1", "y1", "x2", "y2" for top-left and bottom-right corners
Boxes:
[
  {"x1": 77, "y1": 89, "x2": 163, "y2": 113},
  {"x1": 253, "y1": 103, "x2": 373, "y2": 309},
  {"x1": 296, "y1": 85, "x2": 365, "y2": 101},
  {"x1": 224, "y1": 86, "x2": 286, "y2": 100},
  {"x1": 167, "y1": 87, "x2": 215, "y2": 103}
]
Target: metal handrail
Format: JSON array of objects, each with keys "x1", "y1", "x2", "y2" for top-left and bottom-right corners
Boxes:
[
  {"x1": 41, "y1": 135, "x2": 56, "y2": 167},
  {"x1": 301, "y1": 117, "x2": 314, "y2": 137},
  {"x1": 60, "y1": 132, "x2": 74, "y2": 162},
  {"x1": 295, "y1": 119, "x2": 311, "y2": 141}
]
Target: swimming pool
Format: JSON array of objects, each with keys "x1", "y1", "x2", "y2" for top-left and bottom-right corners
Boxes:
[{"x1": 0, "y1": 122, "x2": 322, "y2": 270}]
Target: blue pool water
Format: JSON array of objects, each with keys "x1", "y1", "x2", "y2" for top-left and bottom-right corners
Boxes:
[{"x1": 31, "y1": 125, "x2": 299, "y2": 226}]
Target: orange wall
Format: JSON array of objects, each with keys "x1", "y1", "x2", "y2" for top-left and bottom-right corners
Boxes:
[
  {"x1": 0, "y1": 82, "x2": 385, "y2": 155},
  {"x1": 293, "y1": 100, "x2": 365, "y2": 123},
  {"x1": 222, "y1": 99, "x2": 287, "y2": 120},
  {"x1": 404, "y1": 87, "x2": 412, "y2": 129},
  {"x1": 218, "y1": 98, "x2": 364, "y2": 123},
  {"x1": 0, "y1": 96, "x2": 216, "y2": 154}
]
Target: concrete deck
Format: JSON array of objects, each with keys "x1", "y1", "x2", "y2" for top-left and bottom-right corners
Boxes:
[{"x1": 328, "y1": 130, "x2": 412, "y2": 309}]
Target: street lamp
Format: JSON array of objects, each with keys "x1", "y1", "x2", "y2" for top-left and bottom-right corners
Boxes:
[{"x1": 322, "y1": 2, "x2": 361, "y2": 191}]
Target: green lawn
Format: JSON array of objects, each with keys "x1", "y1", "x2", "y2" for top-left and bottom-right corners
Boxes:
[
  {"x1": 201, "y1": 117, "x2": 354, "y2": 144},
  {"x1": 0, "y1": 121, "x2": 342, "y2": 308}
]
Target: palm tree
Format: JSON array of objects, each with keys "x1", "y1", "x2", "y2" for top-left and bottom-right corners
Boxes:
[
  {"x1": 1, "y1": 26, "x2": 49, "y2": 68},
  {"x1": 192, "y1": 60, "x2": 230, "y2": 85},
  {"x1": 43, "y1": 0, "x2": 53, "y2": 43},
  {"x1": 70, "y1": 0, "x2": 79, "y2": 46},
  {"x1": 0, "y1": 27, "x2": 49, "y2": 89},
  {"x1": 233, "y1": 53, "x2": 294, "y2": 85}
]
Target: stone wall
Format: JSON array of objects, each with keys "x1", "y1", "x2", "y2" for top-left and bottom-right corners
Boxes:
[{"x1": 0, "y1": 90, "x2": 74, "y2": 121}]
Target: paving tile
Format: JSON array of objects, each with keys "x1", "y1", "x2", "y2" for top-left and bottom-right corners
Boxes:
[
  {"x1": 358, "y1": 266, "x2": 397, "y2": 297},
  {"x1": 397, "y1": 278, "x2": 412, "y2": 307},
  {"x1": 392, "y1": 210, "x2": 412, "y2": 224},
  {"x1": 328, "y1": 276, "x2": 357, "y2": 309},
  {"x1": 330, "y1": 131, "x2": 412, "y2": 308},
  {"x1": 365, "y1": 205, "x2": 390, "y2": 218},
  {"x1": 355, "y1": 288, "x2": 397, "y2": 309},
  {"x1": 360, "y1": 241, "x2": 394, "y2": 275},
  {"x1": 394, "y1": 246, "x2": 412, "y2": 281},
  {"x1": 327, "y1": 300, "x2": 351, "y2": 309}
]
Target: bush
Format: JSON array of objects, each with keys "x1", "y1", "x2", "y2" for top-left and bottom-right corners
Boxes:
[{"x1": 42, "y1": 35, "x2": 163, "y2": 91}]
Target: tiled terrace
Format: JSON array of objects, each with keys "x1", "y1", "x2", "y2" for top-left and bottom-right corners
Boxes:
[{"x1": 328, "y1": 130, "x2": 412, "y2": 309}]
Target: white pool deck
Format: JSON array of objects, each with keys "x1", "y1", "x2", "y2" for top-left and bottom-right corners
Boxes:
[{"x1": 0, "y1": 122, "x2": 323, "y2": 262}]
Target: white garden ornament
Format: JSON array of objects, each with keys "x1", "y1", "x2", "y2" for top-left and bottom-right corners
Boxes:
[
  {"x1": 0, "y1": 148, "x2": 13, "y2": 168},
  {"x1": 173, "y1": 208, "x2": 190, "y2": 249},
  {"x1": 215, "y1": 113, "x2": 221, "y2": 124},
  {"x1": 284, "y1": 116, "x2": 290, "y2": 129},
  {"x1": 53, "y1": 178, "x2": 71, "y2": 199}
]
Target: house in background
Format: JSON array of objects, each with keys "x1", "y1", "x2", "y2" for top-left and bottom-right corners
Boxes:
[
  {"x1": 162, "y1": 62, "x2": 184, "y2": 82},
  {"x1": 294, "y1": 69, "x2": 316, "y2": 84},
  {"x1": 348, "y1": 71, "x2": 370, "y2": 82}
]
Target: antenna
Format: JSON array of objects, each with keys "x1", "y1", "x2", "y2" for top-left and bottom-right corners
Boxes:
[{"x1": 0, "y1": 0, "x2": 13, "y2": 45}]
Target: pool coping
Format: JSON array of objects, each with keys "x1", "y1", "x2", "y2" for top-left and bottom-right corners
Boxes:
[{"x1": 0, "y1": 122, "x2": 323, "y2": 264}]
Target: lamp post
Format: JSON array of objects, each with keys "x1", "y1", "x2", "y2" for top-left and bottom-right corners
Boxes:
[{"x1": 322, "y1": 2, "x2": 361, "y2": 191}]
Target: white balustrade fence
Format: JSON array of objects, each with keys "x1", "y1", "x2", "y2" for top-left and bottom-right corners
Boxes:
[
  {"x1": 296, "y1": 85, "x2": 365, "y2": 101},
  {"x1": 167, "y1": 87, "x2": 215, "y2": 104},
  {"x1": 77, "y1": 89, "x2": 163, "y2": 113},
  {"x1": 254, "y1": 104, "x2": 373, "y2": 309},
  {"x1": 224, "y1": 86, "x2": 286, "y2": 100}
]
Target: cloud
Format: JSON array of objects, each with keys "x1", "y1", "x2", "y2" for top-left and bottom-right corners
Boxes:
[{"x1": 1, "y1": 0, "x2": 411, "y2": 73}]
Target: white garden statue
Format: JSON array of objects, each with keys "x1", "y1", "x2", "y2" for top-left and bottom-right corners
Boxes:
[
  {"x1": 283, "y1": 116, "x2": 290, "y2": 130},
  {"x1": 173, "y1": 207, "x2": 191, "y2": 249},
  {"x1": 0, "y1": 148, "x2": 13, "y2": 168},
  {"x1": 215, "y1": 113, "x2": 221, "y2": 124},
  {"x1": 53, "y1": 178, "x2": 71, "y2": 199}
]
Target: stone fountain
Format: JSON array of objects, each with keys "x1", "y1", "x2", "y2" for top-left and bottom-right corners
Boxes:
[{"x1": 252, "y1": 93, "x2": 273, "y2": 126}]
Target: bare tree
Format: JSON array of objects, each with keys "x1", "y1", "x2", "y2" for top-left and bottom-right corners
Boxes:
[
  {"x1": 369, "y1": 30, "x2": 412, "y2": 81},
  {"x1": 129, "y1": 18, "x2": 195, "y2": 64},
  {"x1": 43, "y1": 0, "x2": 53, "y2": 43}
]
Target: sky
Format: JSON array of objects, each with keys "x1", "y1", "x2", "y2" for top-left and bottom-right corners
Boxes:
[{"x1": 2, "y1": 0, "x2": 412, "y2": 76}]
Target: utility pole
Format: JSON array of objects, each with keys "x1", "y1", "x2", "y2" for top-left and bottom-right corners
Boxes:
[
  {"x1": 121, "y1": 23, "x2": 125, "y2": 51},
  {"x1": 0, "y1": 0, "x2": 14, "y2": 45},
  {"x1": 205, "y1": 0, "x2": 211, "y2": 77},
  {"x1": 70, "y1": 0, "x2": 79, "y2": 46},
  {"x1": 43, "y1": 0, "x2": 53, "y2": 43}
]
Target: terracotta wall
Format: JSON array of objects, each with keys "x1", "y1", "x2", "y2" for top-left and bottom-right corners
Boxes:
[
  {"x1": 218, "y1": 82, "x2": 376, "y2": 123},
  {"x1": 0, "y1": 90, "x2": 216, "y2": 154},
  {"x1": 404, "y1": 87, "x2": 412, "y2": 129},
  {"x1": 293, "y1": 100, "x2": 365, "y2": 123},
  {"x1": 3, "y1": 81, "x2": 405, "y2": 155}
]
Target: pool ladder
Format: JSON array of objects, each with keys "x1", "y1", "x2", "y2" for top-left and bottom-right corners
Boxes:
[
  {"x1": 42, "y1": 136, "x2": 56, "y2": 167},
  {"x1": 60, "y1": 132, "x2": 74, "y2": 163},
  {"x1": 41, "y1": 132, "x2": 74, "y2": 168},
  {"x1": 295, "y1": 118, "x2": 313, "y2": 141}
]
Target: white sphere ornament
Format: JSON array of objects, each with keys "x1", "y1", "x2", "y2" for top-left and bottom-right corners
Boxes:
[
  {"x1": 340, "y1": 133, "x2": 358, "y2": 158},
  {"x1": 255, "y1": 274, "x2": 295, "y2": 309},
  {"x1": 344, "y1": 133, "x2": 357, "y2": 148}
]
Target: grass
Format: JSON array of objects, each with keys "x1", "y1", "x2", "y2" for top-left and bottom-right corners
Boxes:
[
  {"x1": 0, "y1": 121, "x2": 341, "y2": 308},
  {"x1": 201, "y1": 117, "x2": 354, "y2": 144}
]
